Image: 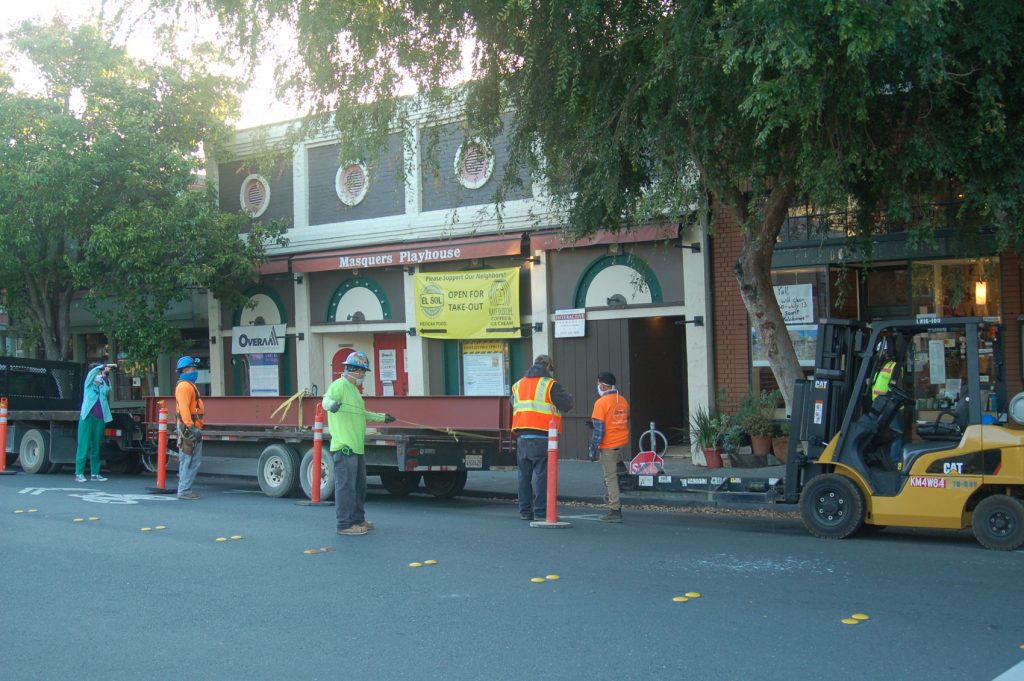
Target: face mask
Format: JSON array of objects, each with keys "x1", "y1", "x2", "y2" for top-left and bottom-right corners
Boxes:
[
  {"x1": 597, "y1": 383, "x2": 614, "y2": 396},
  {"x1": 181, "y1": 371, "x2": 198, "y2": 382},
  {"x1": 355, "y1": 377, "x2": 365, "y2": 387}
]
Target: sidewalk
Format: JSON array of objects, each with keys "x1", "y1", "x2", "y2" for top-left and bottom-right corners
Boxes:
[{"x1": 461, "y1": 451, "x2": 796, "y2": 513}]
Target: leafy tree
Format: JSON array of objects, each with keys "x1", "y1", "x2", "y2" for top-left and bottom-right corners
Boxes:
[
  {"x1": 0, "y1": 18, "x2": 287, "y2": 377},
  {"x1": 150, "y1": 0, "x2": 1024, "y2": 409}
]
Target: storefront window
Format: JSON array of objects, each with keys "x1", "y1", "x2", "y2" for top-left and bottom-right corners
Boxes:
[{"x1": 911, "y1": 258, "x2": 1000, "y2": 319}]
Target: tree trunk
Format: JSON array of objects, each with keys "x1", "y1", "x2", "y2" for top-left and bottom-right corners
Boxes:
[
  {"x1": 25, "y1": 280, "x2": 74, "y2": 360},
  {"x1": 730, "y1": 183, "x2": 803, "y2": 413}
]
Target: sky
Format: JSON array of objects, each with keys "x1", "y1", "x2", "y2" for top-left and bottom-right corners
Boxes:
[{"x1": 0, "y1": 0, "x2": 301, "y2": 129}]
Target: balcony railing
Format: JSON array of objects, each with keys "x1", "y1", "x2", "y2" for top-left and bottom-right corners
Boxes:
[{"x1": 780, "y1": 201, "x2": 971, "y2": 243}]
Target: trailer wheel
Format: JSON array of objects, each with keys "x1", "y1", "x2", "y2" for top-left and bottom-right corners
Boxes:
[
  {"x1": 800, "y1": 473, "x2": 864, "y2": 539},
  {"x1": 422, "y1": 470, "x2": 468, "y2": 498},
  {"x1": 18, "y1": 429, "x2": 55, "y2": 474},
  {"x1": 972, "y1": 495, "x2": 1024, "y2": 551},
  {"x1": 106, "y1": 453, "x2": 143, "y2": 476},
  {"x1": 257, "y1": 444, "x2": 301, "y2": 498},
  {"x1": 299, "y1": 447, "x2": 336, "y2": 501},
  {"x1": 379, "y1": 471, "x2": 422, "y2": 496}
]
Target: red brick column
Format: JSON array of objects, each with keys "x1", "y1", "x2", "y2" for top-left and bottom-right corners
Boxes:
[
  {"x1": 1000, "y1": 248, "x2": 1022, "y2": 399},
  {"x1": 710, "y1": 202, "x2": 751, "y2": 414}
]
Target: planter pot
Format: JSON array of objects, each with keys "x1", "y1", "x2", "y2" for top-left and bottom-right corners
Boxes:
[
  {"x1": 702, "y1": 447, "x2": 724, "y2": 469},
  {"x1": 750, "y1": 435, "x2": 773, "y2": 456},
  {"x1": 772, "y1": 436, "x2": 790, "y2": 463}
]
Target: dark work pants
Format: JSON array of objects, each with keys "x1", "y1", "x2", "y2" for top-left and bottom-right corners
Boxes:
[
  {"x1": 333, "y1": 451, "x2": 366, "y2": 530},
  {"x1": 516, "y1": 435, "x2": 548, "y2": 517}
]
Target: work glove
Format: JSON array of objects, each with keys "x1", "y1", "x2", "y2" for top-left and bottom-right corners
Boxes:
[
  {"x1": 588, "y1": 447, "x2": 599, "y2": 462},
  {"x1": 325, "y1": 399, "x2": 341, "y2": 413},
  {"x1": 186, "y1": 425, "x2": 202, "y2": 440},
  {"x1": 384, "y1": 413, "x2": 397, "y2": 423}
]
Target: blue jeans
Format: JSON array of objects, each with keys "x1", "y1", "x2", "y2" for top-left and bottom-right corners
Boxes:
[
  {"x1": 517, "y1": 435, "x2": 548, "y2": 517},
  {"x1": 333, "y1": 450, "x2": 366, "y2": 529},
  {"x1": 176, "y1": 438, "x2": 203, "y2": 495}
]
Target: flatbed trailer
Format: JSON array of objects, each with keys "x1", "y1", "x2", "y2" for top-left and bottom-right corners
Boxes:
[{"x1": 144, "y1": 394, "x2": 516, "y2": 499}]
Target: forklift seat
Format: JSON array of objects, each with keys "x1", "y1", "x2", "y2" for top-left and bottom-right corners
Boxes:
[
  {"x1": 916, "y1": 397, "x2": 969, "y2": 441},
  {"x1": 900, "y1": 439, "x2": 962, "y2": 473}
]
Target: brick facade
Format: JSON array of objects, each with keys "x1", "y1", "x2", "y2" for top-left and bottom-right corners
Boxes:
[{"x1": 710, "y1": 203, "x2": 750, "y2": 414}]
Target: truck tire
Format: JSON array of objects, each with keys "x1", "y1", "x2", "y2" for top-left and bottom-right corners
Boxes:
[
  {"x1": 379, "y1": 471, "x2": 422, "y2": 496},
  {"x1": 257, "y1": 444, "x2": 301, "y2": 498},
  {"x1": 299, "y1": 447, "x2": 336, "y2": 501},
  {"x1": 972, "y1": 494, "x2": 1024, "y2": 551},
  {"x1": 422, "y1": 470, "x2": 468, "y2": 498},
  {"x1": 18, "y1": 429, "x2": 55, "y2": 474},
  {"x1": 800, "y1": 473, "x2": 864, "y2": 539},
  {"x1": 106, "y1": 452, "x2": 143, "y2": 476}
]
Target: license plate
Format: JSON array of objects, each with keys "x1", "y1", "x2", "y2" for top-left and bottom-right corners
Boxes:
[{"x1": 464, "y1": 454, "x2": 483, "y2": 469}]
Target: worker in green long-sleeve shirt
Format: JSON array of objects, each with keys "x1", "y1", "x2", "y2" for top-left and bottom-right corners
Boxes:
[{"x1": 322, "y1": 351, "x2": 395, "y2": 536}]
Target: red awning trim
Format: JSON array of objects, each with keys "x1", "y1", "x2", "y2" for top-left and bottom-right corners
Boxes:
[
  {"x1": 528, "y1": 223, "x2": 679, "y2": 252},
  {"x1": 259, "y1": 259, "x2": 291, "y2": 275},
  {"x1": 291, "y1": 233, "x2": 525, "y2": 273}
]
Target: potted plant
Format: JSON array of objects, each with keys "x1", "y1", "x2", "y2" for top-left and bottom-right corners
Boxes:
[
  {"x1": 772, "y1": 422, "x2": 791, "y2": 464},
  {"x1": 738, "y1": 390, "x2": 782, "y2": 457},
  {"x1": 721, "y1": 423, "x2": 745, "y2": 467},
  {"x1": 689, "y1": 405, "x2": 728, "y2": 469}
]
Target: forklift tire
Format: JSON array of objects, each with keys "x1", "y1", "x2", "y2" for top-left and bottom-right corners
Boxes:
[
  {"x1": 800, "y1": 474, "x2": 865, "y2": 539},
  {"x1": 422, "y1": 470, "x2": 468, "y2": 498},
  {"x1": 257, "y1": 444, "x2": 301, "y2": 498},
  {"x1": 18, "y1": 429, "x2": 55, "y2": 474},
  {"x1": 972, "y1": 495, "x2": 1024, "y2": 551},
  {"x1": 379, "y1": 471, "x2": 422, "y2": 496}
]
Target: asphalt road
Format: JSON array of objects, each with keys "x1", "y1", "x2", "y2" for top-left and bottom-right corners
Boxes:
[{"x1": 2, "y1": 472, "x2": 1023, "y2": 681}]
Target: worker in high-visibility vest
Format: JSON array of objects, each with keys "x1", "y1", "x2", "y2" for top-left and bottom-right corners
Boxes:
[
  {"x1": 511, "y1": 354, "x2": 573, "y2": 521},
  {"x1": 871, "y1": 340, "x2": 904, "y2": 466}
]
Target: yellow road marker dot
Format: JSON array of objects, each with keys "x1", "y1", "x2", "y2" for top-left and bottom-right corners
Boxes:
[
  {"x1": 409, "y1": 562, "x2": 423, "y2": 568},
  {"x1": 230, "y1": 535, "x2": 242, "y2": 540},
  {"x1": 141, "y1": 527, "x2": 152, "y2": 532},
  {"x1": 424, "y1": 560, "x2": 438, "y2": 565},
  {"x1": 673, "y1": 596, "x2": 690, "y2": 603},
  {"x1": 14, "y1": 509, "x2": 23, "y2": 514},
  {"x1": 1019, "y1": 644, "x2": 1024, "y2": 650},
  {"x1": 73, "y1": 518, "x2": 84, "y2": 522},
  {"x1": 841, "y1": 618, "x2": 860, "y2": 625},
  {"x1": 27, "y1": 509, "x2": 38, "y2": 513},
  {"x1": 545, "y1": 574, "x2": 561, "y2": 580},
  {"x1": 216, "y1": 537, "x2": 228, "y2": 542},
  {"x1": 851, "y1": 613, "x2": 870, "y2": 621},
  {"x1": 88, "y1": 517, "x2": 99, "y2": 521},
  {"x1": 155, "y1": 526, "x2": 166, "y2": 530},
  {"x1": 685, "y1": 592, "x2": 701, "y2": 598},
  {"x1": 304, "y1": 549, "x2": 321, "y2": 555},
  {"x1": 530, "y1": 577, "x2": 546, "y2": 583}
]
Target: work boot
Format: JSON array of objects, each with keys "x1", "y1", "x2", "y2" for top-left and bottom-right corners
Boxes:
[
  {"x1": 599, "y1": 508, "x2": 623, "y2": 523},
  {"x1": 337, "y1": 525, "x2": 368, "y2": 536},
  {"x1": 359, "y1": 521, "x2": 375, "y2": 531}
]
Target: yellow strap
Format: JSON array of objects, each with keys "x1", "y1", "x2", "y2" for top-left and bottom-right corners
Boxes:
[{"x1": 271, "y1": 390, "x2": 309, "y2": 427}]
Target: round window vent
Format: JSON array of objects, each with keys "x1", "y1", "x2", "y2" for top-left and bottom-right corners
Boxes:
[
  {"x1": 455, "y1": 138, "x2": 494, "y2": 189},
  {"x1": 239, "y1": 174, "x2": 271, "y2": 217},
  {"x1": 336, "y1": 161, "x2": 369, "y2": 206}
]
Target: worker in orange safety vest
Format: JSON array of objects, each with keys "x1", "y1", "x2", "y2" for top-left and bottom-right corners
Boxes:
[{"x1": 511, "y1": 354, "x2": 573, "y2": 521}]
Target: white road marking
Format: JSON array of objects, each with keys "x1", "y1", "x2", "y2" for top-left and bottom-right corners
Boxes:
[
  {"x1": 18, "y1": 487, "x2": 177, "y2": 504},
  {"x1": 993, "y1": 660, "x2": 1024, "y2": 680}
]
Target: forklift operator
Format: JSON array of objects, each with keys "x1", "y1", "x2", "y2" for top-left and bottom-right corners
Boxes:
[{"x1": 870, "y1": 339, "x2": 906, "y2": 466}]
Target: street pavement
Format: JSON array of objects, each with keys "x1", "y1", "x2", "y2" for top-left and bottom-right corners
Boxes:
[{"x1": 2, "y1": 468, "x2": 1023, "y2": 681}]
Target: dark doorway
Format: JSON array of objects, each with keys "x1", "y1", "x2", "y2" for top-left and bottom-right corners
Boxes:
[{"x1": 552, "y1": 316, "x2": 687, "y2": 460}]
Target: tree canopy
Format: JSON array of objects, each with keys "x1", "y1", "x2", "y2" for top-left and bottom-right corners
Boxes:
[
  {"x1": 0, "y1": 18, "x2": 287, "y2": 371},
  {"x1": 150, "y1": 0, "x2": 1024, "y2": 409}
]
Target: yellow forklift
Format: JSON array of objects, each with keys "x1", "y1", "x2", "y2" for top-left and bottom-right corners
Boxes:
[{"x1": 786, "y1": 316, "x2": 1024, "y2": 550}]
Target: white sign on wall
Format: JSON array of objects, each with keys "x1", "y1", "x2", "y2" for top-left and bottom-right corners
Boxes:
[
  {"x1": 232, "y1": 325, "x2": 287, "y2": 354},
  {"x1": 774, "y1": 284, "x2": 814, "y2": 325},
  {"x1": 378, "y1": 349, "x2": 398, "y2": 381},
  {"x1": 554, "y1": 308, "x2": 586, "y2": 338}
]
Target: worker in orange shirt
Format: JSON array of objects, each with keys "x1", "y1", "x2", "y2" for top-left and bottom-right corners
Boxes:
[
  {"x1": 174, "y1": 356, "x2": 205, "y2": 500},
  {"x1": 588, "y1": 371, "x2": 630, "y2": 523}
]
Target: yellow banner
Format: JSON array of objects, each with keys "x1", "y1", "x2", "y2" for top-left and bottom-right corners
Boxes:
[{"x1": 414, "y1": 268, "x2": 521, "y2": 339}]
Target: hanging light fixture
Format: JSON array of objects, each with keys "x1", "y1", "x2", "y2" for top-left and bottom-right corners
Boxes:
[{"x1": 975, "y1": 280, "x2": 988, "y2": 306}]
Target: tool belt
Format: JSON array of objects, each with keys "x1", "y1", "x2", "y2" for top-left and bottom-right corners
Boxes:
[{"x1": 176, "y1": 422, "x2": 201, "y2": 456}]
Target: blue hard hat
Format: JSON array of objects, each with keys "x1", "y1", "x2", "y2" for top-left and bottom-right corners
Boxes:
[
  {"x1": 981, "y1": 414, "x2": 997, "y2": 425},
  {"x1": 176, "y1": 356, "x2": 199, "y2": 371},
  {"x1": 343, "y1": 351, "x2": 371, "y2": 371}
]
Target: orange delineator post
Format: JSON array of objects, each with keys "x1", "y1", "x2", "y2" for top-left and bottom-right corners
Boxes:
[
  {"x1": 0, "y1": 396, "x2": 12, "y2": 475},
  {"x1": 156, "y1": 405, "x2": 169, "y2": 489},
  {"x1": 311, "y1": 404, "x2": 324, "y2": 504},
  {"x1": 545, "y1": 414, "x2": 559, "y2": 524}
]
